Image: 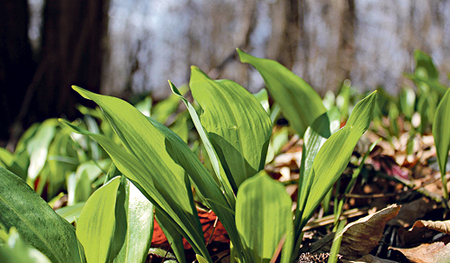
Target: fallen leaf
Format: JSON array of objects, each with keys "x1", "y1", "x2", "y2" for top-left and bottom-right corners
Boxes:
[
  {"x1": 343, "y1": 254, "x2": 399, "y2": 263},
  {"x1": 391, "y1": 242, "x2": 450, "y2": 263},
  {"x1": 412, "y1": 220, "x2": 450, "y2": 235},
  {"x1": 387, "y1": 198, "x2": 436, "y2": 228},
  {"x1": 301, "y1": 204, "x2": 401, "y2": 260}
]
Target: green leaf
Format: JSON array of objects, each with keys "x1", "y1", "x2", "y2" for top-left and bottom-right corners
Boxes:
[
  {"x1": 300, "y1": 91, "x2": 377, "y2": 228},
  {"x1": 69, "y1": 159, "x2": 112, "y2": 205},
  {"x1": 294, "y1": 108, "x2": 340, "y2": 250},
  {"x1": 64, "y1": 86, "x2": 212, "y2": 261},
  {"x1": 76, "y1": 176, "x2": 154, "y2": 263},
  {"x1": 26, "y1": 119, "x2": 58, "y2": 183},
  {"x1": 189, "y1": 66, "x2": 272, "y2": 190},
  {"x1": 432, "y1": 88, "x2": 450, "y2": 200},
  {"x1": 0, "y1": 167, "x2": 85, "y2": 263},
  {"x1": 56, "y1": 202, "x2": 85, "y2": 224},
  {"x1": 169, "y1": 82, "x2": 250, "y2": 261},
  {"x1": 169, "y1": 81, "x2": 235, "y2": 207},
  {"x1": 236, "y1": 171, "x2": 293, "y2": 263},
  {"x1": 237, "y1": 49, "x2": 326, "y2": 137},
  {"x1": 47, "y1": 128, "x2": 79, "y2": 198},
  {"x1": 253, "y1": 88, "x2": 270, "y2": 113},
  {"x1": 0, "y1": 228, "x2": 51, "y2": 263}
]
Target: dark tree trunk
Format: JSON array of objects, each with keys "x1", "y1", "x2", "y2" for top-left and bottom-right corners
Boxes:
[
  {"x1": 0, "y1": 0, "x2": 35, "y2": 141},
  {"x1": 25, "y1": 0, "x2": 109, "y2": 126}
]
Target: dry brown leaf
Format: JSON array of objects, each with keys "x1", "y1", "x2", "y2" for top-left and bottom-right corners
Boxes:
[
  {"x1": 302, "y1": 204, "x2": 401, "y2": 260},
  {"x1": 412, "y1": 220, "x2": 450, "y2": 235},
  {"x1": 387, "y1": 198, "x2": 436, "y2": 228},
  {"x1": 343, "y1": 254, "x2": 399, "y2": 263},
  {"x1": 391, "y1": 242, "x2": 450, "y2": 263}
]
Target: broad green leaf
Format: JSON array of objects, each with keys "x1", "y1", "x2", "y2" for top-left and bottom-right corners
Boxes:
[
  {"x1": 0, "y1": 148, "x2": 13, "y2": 167},
  {"x1": 294, "y1": 108, "x2": 340, "y2": 250},
  {"x1": 432, "y1": 88, "x2": 450, "y2": 200},
  {"x1": 70, "y1": 159, "x2": 112, "y2": 204},
  {"x1": 148, "y1": 114, "x2": 249, "y2": 262},
  {"x1": 27, "y1": 119, "x2": 58, "y2": 182},
  {"x1": 189, "y1": 66, "x2": 272, "y2": 190},
  {"x1": 196, "y1": 254, "x2": 209, "y2": 263},
  {"x1": 399, "y1": 87, "x2": 416, "y2": 120},
  {"x1": 169, "y1": 112, "x2": 189, "y2": 143},
  {"x1": 134, "y1": 96, "x2": 152, "y2": 117},
  {"x1": 169, "y1": 81, "x2": 235, "y2": 207},
  {"x1": 254, "y1": 88, "x2": 270, "y2": 113},
  {"x1": 265, "y1": 126, "x2": 289, "y2": 164},
  {"x1": 47, "y1": 128, "x2": 79, "y2": 198},
  {"x1": 169, "y1": 82, "x2": 250, "y2": 261},
  {"x1": 65, "y1": 87, "x2": 212, "y2": 261},
  {"x1": 300, "y1": 91, "x2": 377, "y2": 228},
  {"x1": 0, "y1": 228, "x2": 51, "y2": 263},
  {"x1": 237, "y1": 49, "x2": 326, "y2": 137},
  {"x1": 236, "y1": 171, "x2": 293, "y2": 263},
  {"x1": 76, "y1": 177, "x2": 119, "y2": 262},
  {"x1": 56, "y1": 202, "x2": 85, "y2": 224},
  {"x1": 15, "y1": 123, "x2": 40, "y2": 154},
  {"x1": 0, "y1": 167, "x2": 85, "y2": 263},
  {"x1": 61, "y1": 119, "x2": 210, "y2": 259},
  {"x1": 77, "y1": 176, "x2": 154, "y2": 263},
  {"x1": 415, "y1": 49, "x2": 439, "y2": 80}
]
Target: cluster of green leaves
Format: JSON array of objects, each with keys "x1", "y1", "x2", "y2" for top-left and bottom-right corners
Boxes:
[{"x1": 0, "y1": 48, "x2": 386, "y2": 263}]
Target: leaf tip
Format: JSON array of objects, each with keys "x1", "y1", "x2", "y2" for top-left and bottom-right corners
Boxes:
[{"x1": 168, "y1": 80, "x2": 181, "y2": 96}]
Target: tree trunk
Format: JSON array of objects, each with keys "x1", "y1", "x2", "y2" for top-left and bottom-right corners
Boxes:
[
  {"x1": 0, "y1": 0, "x2": 35, "y2": 141},
  {"x1": 23, "y1": 0, "x2": 109, "y2": 128}
]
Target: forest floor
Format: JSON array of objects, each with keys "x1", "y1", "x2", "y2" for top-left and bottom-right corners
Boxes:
[{"x1": 147, "y1": 119, "x2": 450, "y2": 263}]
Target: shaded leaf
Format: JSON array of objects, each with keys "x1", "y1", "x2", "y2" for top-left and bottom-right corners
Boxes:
[
  {"x1": 0, "y1": 228, "x2": 51, "y2": 263},
  {"x1": 0, "y1": 167, "x2": 85, "y2": 263},
  {"x1": 27, "y1": 119, "x2": 58, "y2": 182}
]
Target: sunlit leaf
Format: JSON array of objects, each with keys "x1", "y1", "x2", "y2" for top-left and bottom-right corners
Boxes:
[
  {"x1": 0, "y1": 167, "x2": 85, "y2": 263},
  {"x1": 295, "y1": 108, "x2": 340, "y2": 226},
  {"x1": 237, "y1": 49, "x2": 326, "y2": 137},
  {"x1": 189, "y1": 66, "x2": 272, "y2": 190},
  {"x1": 65, "y1": 86, "x2": 218, "y2": 261},
  {"x1": 56, "y1": 202, "x2": 85, "y2": 224},
  {"x1": 76, "y1": 176, "x2": 153, "y2": 263},
  {"x1": 300, "y1": 91, "x2": 377, "y2": 229},
  {"x1": 432, "y1": 88, "x2": 450, "y2": 199},
  {"x1": 236, "y1": 171, "x2": 293, "y2": 263}
]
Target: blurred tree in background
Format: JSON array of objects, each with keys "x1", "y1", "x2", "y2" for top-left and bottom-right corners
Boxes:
[
  {"x1": 0, "y1": 0, "x2": 109, "y2": 146},
  {"x1": 1, "y1": 0, "x2": 449, "y2": 147}
]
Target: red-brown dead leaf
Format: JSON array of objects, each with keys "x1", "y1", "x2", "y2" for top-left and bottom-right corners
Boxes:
[{"x1": 151, "y1": 210, "x2": 229, "y2": 250}]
